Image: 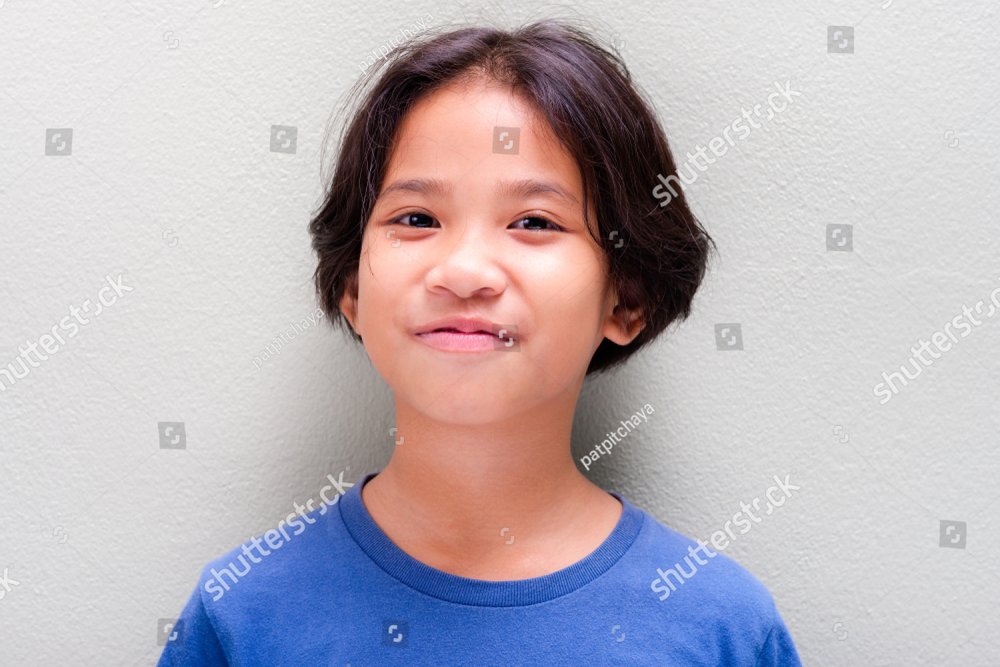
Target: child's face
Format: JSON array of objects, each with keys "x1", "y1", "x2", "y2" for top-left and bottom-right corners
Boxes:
[{"x1": 341, "y1": 76, "x2": 639, "y2": 423}]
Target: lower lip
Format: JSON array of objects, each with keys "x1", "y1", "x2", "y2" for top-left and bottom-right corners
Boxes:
[{"x1": 415, "y1": 331, "x2": 504, "y2": 352}]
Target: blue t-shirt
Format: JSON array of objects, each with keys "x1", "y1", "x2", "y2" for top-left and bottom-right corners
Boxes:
[{"x1": 158, "y1": 471, "x2": 802, "y2": 666}]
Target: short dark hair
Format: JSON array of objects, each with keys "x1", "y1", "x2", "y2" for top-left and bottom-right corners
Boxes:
[{"x1": 309, "y1": 18, "x2": 716, "y2": 376}]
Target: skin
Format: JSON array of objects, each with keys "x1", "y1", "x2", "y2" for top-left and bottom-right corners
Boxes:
[{"x1": 338, "y1": 73, "x2": 644, "y2": 580}]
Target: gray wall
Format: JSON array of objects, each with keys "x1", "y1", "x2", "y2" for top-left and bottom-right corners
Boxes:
[{"x1": 2, "y1": 0, "x2": 997, "y2": 664}]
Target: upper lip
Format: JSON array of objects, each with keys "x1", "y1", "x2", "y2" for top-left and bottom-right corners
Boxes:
[{"x1": 414, "y1": 317, "x2": 502, "y2": 335}]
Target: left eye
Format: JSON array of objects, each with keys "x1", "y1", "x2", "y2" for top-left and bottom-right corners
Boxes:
[{"x1": 511, "y1": 216, "x2": 563, "y2": 232}]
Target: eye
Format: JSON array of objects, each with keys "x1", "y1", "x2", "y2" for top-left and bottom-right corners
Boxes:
[
  {"x1": 386, "y1": 212, "x2": 564, "y2": 232},
  {"x1": 510, "y1": 216, "x2": 564, "y2": 232},
  {"x1": 388, "y1": 212, "x2": 437, "y2": 228}
]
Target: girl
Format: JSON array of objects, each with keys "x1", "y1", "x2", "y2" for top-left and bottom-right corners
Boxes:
[{"x1": 161, "y1": 18, "x2": 802, "y2": 666}]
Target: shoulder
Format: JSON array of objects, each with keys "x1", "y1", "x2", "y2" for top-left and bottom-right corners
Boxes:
[
  {"x1": 627, "y1": 500, "x2": 784, "y2": 635},
  {"x1": 195, "y1": 500, "x2": 342, "y2": 607},
  {"x1": 162, "y1": 500, "x2": 356, "y2": 662},
  {"x1": 608, "y1": 495, "x2": 803, "y2": 664}
]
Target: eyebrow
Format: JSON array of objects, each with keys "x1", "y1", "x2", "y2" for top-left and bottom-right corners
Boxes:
[{"x1": 378, "y1": 177, "x2": 580, "y2": 206}]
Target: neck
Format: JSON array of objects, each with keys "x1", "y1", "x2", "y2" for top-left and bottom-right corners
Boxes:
[{"x1": 360, "y1": 394, "x2": 622, "y2": 579}]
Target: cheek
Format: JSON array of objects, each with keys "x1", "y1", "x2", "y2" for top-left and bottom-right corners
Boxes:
[
  {"x1": 548, "y1": 289, "x2": 603, "y2": 351},
  {"x1": 355, "y1": 239, "x2": 403, "y2": 321},
  {"x1": 528, "y1": 256, "x2": 606, "y2": 355},
  {"x1": 529, "y1": 243, "x2": 606, "y2": 310}
]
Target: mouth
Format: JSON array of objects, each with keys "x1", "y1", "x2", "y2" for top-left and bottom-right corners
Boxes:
[
  {"x1": 414, "y1": 329, "x2": 502, "y2": 353},
  {"x1": 412, "y1": 317, "x2": 518, "y2": 353},
  {"x1": 424, "y1": 327, "x2": 492, "y2": 334},
  {"x1": 413, "y1": 317, "x2": 504, "y2": 336}
]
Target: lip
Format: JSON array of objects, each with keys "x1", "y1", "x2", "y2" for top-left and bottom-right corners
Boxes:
[
  {"x1": 414, "y1": 330, "x2": 504, "y2": 353},
  {"x1": 413, "y1": 317, "x2": 503, "y2": 336}
]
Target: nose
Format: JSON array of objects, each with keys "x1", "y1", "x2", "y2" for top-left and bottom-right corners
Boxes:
[{"x1": 423, "y1": 224, "x2": 507, "y2": 299}]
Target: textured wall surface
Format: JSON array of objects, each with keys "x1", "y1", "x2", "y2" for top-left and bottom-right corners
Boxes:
[{"x1": 2, "y1": 1, "x2": 998, "y2": 664}]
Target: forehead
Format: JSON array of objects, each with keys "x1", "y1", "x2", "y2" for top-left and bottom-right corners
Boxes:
[{"x1": 383, "y1": 76, "x2": 584, "y2": 196}]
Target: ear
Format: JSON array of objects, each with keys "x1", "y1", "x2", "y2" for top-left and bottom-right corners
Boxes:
[
  {"x1": 604, "y1": 305, "x2": 644, "y2": 345},
  {"x1": 338, "y1": 275, "x2": 361, "y2": 337},
  {"x1": 602, "y1": 298, "x2": 644, "y2": 346}
]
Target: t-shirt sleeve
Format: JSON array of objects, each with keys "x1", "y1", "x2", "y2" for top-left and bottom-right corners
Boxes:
[
  {"x1": 156, "y1": 574, "x2": 229, "y2": 666},
  {"x1": 752, "y1": 603, "x2": 803, "y2": 667}
]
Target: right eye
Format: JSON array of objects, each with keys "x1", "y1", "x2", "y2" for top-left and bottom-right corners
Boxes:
[{"x1": 388, "y1": 212, "x2": 437, "y2": 228}]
